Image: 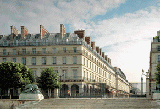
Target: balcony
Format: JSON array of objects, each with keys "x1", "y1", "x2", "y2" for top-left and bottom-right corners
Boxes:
[
  {"x1": 0, "y1": 50, "x2": 83, "y2": 56},
  {"x1": 59, "y1": 76, "x2": 98, "y2": 83},
  {"x1": 59, "y1": 76, "x2": 84, "y2": 82}
]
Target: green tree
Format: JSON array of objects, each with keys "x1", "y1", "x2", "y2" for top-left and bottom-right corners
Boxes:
[
  {"x1": 0, "y1": 62, "x2": 34, "y2": 90},
  {"x1": 37, "y1": 67, "x2": 60, "y2": 98}
]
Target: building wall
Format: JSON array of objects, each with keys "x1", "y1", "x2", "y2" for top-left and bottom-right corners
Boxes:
[
  {"x1": 150, "y1": 35, "x2": 160, "y2": 96},
  {"x1": 0, "y1": 44, "x2": 130, "y2": 96},
  {"x1": 0, "y1": 45, "x2": 82, "y2": 78},
  {"x1": 0, "y1": 25, "x2": 130, "y2": 97}
]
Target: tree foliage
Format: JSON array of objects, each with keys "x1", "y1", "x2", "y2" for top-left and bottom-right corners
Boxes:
[
  {"x1": 155, "y1": 63, "x2": 160, "y2": 84},
  {"x1": 0, "y1": 62, "x2": 34, "y2": 89},
  {"x1": 37, "y1": 67, "x2": 60, "y2": 90}
]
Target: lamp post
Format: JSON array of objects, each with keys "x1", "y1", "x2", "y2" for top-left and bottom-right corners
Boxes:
[
  {"x1": 141, "y1": 76, "x2": 143, "y2": 95},
  {"x1": 58, "y1": 73, "x2": 64, "y2": 97},
  {"x1": 141, "y1": 69, "x2": 145, "y2": 95}
]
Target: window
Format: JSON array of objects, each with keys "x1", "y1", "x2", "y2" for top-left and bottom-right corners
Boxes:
[
  {"x1": 3, "y1": 49, "x2": 6, "y2": 55},
  {"x1": 4, "y1": 41, "x2": 7, "y2": 46},
  {"x1": 32, "y1": 48, "x2": 36, "y2": 54},
  {"x1": 158, "y1": 55, "x2": 160, "y2": 63},
  {"x1": 54, "y1": 70, "x2": 58, "y2": 73},
  {"x1": 63, "y1": 57, "x2": 66, "y2": 64},
  {"x1": 42, "y1": 57, "x2": 46, "y2": 65},
  {"x1": 90, "y1": 62, "x2": 91, "y2": 68},
  {"x1": 63, "y1": 70, "x2": 67, "y2": 79},
  {"x1": 73, "y1": 70, "x2": 77, "y2": 78},
  {"x1": 3, "y1": 58, "x2": 6, "y2": 62},
  {"x1": 63, "y1": 48, "x2": 66, "y2": 53},
  {"x1": 158, "y1": 46, "x2": 160, "y2": 51},
  {"x1": 53, "y1": 48, "x2": 56, "y2": 53},
  {"x1": 32, "y1": 57, "x2": 36, "y2": 65},
  {"x1": 87, "y1": 60, "x2": 88, "y2": 67},
  {"x1": 33, "y1": 71, "x2": 37, "y2": 82},
  {"x1": 13, "y1": 49, "x2": 16, "y2": 55},
  {"x1": 73, "y1": 56, "x2": 77, "y2": 64},
  {"x1": 73, "y1": 47, "x2": 77, "y2": 53},
  {"x1": 13, "y1": 58, "x2": 16, "y2": 62},
  {"x1": 22, "y1": 57, "x2": 26, "y2": 65},
  {"x1": 22, "y1": 49, "x2": 26, "y2": 55},
  {"x1": 53, "y1": 57, "x2": 56, "y2": 64},
  {"x1": 84, "y1": 58, "x2": 85, "y2": 65},
  {"x1": 92, "y1": 74, "x2": 94, "y2": 80},
  {"x1": 92, "y1": 63, "x2": 93, "y2": 70},
  {"x1": 109, "y1": 74, "x2": 111, "y2": 80},
  {"x1": 42, "y1": 48, "x2": 46, "y2": 54}
]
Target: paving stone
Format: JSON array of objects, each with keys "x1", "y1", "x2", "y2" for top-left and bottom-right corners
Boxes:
[{"x1": 17, "y1": 98, "x2": 160, "y2": 109}]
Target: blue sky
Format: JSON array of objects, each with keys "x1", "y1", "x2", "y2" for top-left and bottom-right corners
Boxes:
[
  {"x1": 92, "y1": 0, "x2": 157, "y2": 22},
  {"x1": 1, "y1": 0, "x2": 160, "y2": 82}
]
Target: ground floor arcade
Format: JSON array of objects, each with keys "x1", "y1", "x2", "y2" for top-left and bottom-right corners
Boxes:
[{"x1": 59, "y1": 82, "x2": 129, "y2": 98}]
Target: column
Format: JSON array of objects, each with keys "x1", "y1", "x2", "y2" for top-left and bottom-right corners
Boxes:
[
  {"x1": 79, "y1": 83, "x2": 84, "y2": 96},
  {"x1": 54, "y1": 89, "x2": 59, "y2": 98}
]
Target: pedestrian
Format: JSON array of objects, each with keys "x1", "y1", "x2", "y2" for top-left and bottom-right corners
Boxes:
[{"x1": 67, "y1": 90, "x2": 70, "y2": 96}]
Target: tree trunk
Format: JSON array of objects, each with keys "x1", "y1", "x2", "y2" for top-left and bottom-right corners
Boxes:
[
  {"x1": 50, "y1": 89, "x2": 51, "y2": 98},
  {"x1": 48, "y1": 88, "x2": 51, "y2": 98},
  {"x1": 48, "y1": 88, "x2": 49, "y2": 98}
]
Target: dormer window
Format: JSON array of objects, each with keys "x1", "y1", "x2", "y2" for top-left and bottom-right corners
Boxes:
[{"x1": 3, "y1": 41, "x2": 7, "y2": 46}]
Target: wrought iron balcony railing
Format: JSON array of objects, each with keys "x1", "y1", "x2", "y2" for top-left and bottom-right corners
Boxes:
[{"x1": 0, "y1": 50, "x2": 82, "y2": 56}]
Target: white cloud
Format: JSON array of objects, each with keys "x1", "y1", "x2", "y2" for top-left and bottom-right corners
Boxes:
[
  {"x1": 0, "y1": 0, "x2": 126, "y2": 34},
  {"x1": 92, "y1": 6, "x2": 160, "y2": 47},
  {"x1": 104, "y1": 40, "x2": 151, "y2": 82},
  {"x1": 90, "y1": 6, "x2": 160, "y2": 82},
  {"x1": 0, "y1": 0, "x2": 158, "y2": 82}
]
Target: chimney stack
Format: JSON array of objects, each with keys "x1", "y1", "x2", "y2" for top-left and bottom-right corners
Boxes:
[
  {"x1": 21, "y1": 26, "x2": 28, "y2": 39},
  {"x1": 102, "y1": 52, "x2": 105, "y2": 58},
  {"x1": 100, "y1": 48, "x2": 102, "y2": 56},
  {"x1": 105, "y1": 55, "x2": 108, "y2": 62},
  {"x1": 91, "y1": 42, "x2": 96, "y2": 50},
  {"x1": 114, "y1": 67, "x2": 117, "y2": 71},
  {"x1": 108, "y1": 58, "x2": 111, "y2": 65},
  {"x1": 60, "y1": 24, "x2": 65, "y2": 39},
  {"x1": 96, "y1": 46, "x2": 100, "y2": 54},
  {"x1": 10, "y1": 26, "x2": 19, "y2": 40},
  {"x1": 40, "y1": 25, "x2": 49, "y2": 39},
  {"x1": 85, "y1": 37, "x2": 91, "y2": 46},
  {"x1": 74, "y1": 30, "x2": 85, "y2": 40}
]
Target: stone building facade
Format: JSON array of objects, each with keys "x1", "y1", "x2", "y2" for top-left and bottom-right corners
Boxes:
[
  {"x1": 149, "y1": 30, "x2": 160, "y2": 98},
  {"x1": 0, "y1": 24, "x2": 130, "y2": 98}
]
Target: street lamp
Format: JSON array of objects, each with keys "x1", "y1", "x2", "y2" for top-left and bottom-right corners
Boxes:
[
  {"x1": 58, "y1": 73, "x2": 65, "y2": 97},
  {"x1": 59, "y1": 74, "x2": 65, "y2": 82}
]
